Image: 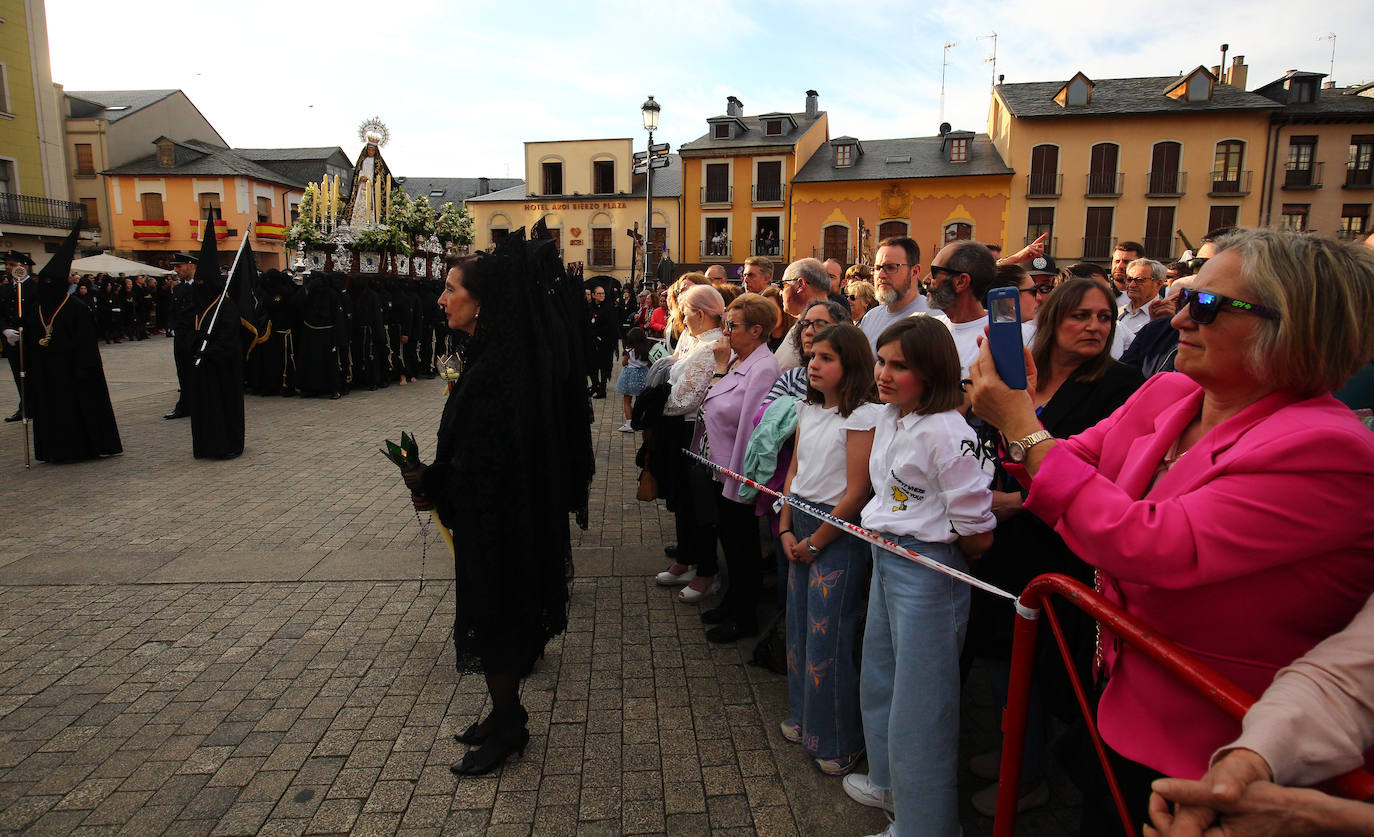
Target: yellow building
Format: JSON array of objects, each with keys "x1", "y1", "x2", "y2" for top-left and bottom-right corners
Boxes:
[
  {"x1": 990, "y1": 60, "x2": 1276, "y2": 262},
  {"x1": 465, "y1": 138, "x2": 682, "y2": 284},
  {"x1": 678, "y1": 92, "x2": 829, "y2": 268},
  {"x1": 0, "y1": 0, "x2": 87, "y2": 261},
  {"x1": 1250, "y1": 71, "x2": 1374, "y2": 240},
  {"x1": 790, "y1": 131, "x2": 1012, "y2": 266}
]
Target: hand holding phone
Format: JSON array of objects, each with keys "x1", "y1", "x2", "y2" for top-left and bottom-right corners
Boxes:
[{"x1": 986, "y1": 287, "x2": 1027, "y2": 389}]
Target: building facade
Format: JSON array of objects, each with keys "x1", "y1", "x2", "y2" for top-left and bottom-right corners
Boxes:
[
  {"x1": 678, "y1": 92, "x2": 829, "y2": 270},
  {"x1": 991, "y1": 59, "x2": 1277, "y2": 263},
  {"x1": 466, "y1": 138, "x2": 682, "y2": 285},
  {"x1": 790, "y1": 130, "x2": 1012, "y2": 266}
]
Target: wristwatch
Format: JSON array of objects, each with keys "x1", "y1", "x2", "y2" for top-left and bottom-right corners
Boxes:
[{"x1": 1007, "y1": 429, "x2": 1053, "y2": 463}]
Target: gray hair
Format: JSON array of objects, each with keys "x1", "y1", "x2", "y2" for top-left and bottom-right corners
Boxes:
[
  {"x1": 782, "y1": 258, "x2": 831, "y2": 294},
  {"x1": 1127, "y1": 258, "x2": 1167, "y2": 283},
  {"x1": 791, "y1": 298, "x2": 851, "y2": 356}
]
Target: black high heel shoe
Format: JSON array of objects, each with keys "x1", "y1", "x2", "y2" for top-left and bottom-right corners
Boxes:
[
  {"x1": 450, "y1": 727, "x2": 529, "y2": 776},
  {"x1": 453, "y1": 713, "x2": 493, "y2": 745}
]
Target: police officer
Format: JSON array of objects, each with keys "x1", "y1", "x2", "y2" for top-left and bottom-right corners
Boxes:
[
  {"x1": 164, "y1": 253, "x2": 197, "y2": 419},
  {"x1": 1, "y1": 250, "x2": 36, "y2": 422}
]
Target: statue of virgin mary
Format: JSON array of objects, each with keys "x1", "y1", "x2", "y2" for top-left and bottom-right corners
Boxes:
[{"x1": 345, "y1": 118, "x2": 393, "y2": 228}]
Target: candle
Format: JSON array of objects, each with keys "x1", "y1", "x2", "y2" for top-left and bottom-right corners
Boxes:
[{"x1": 385, "y1": 174, "x2": 392, "y2": 220}]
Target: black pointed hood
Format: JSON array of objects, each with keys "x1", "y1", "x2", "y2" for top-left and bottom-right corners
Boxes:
[
  {"x1": 193, "y1": 214, "x2": 224, "y2": 305},
  {"x1": 36, "y1": 219, "x2": 81, "y2": 305}
]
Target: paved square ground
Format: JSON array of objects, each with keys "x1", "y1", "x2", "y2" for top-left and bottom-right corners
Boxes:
[{"x1": 0, "y1": 338, "x2": 1077, "y2": 835}]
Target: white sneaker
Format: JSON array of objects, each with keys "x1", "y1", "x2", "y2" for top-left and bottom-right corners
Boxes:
[
  {"x1": 655, "y1": 565, "x2": 696, "y2": 586},
  {"x1": 617, "y1": 421, "x2": 635, "y2": 432},
  {"x1": 843, "y1": 773, "x2": 894, "y2": 813}
]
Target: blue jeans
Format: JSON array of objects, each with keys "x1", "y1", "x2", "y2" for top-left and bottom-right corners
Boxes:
[
  {"x1": 784, "y1": 500, "x2": 867, "y2": 761},
  {"x1": 861, "y1": 537, "x2": 970, "y2": 837}
]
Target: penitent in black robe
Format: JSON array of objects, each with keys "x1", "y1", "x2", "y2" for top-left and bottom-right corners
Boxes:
[
  {"x1": 189, "y1": 296, "x2": 245, "y2": 459},
  {"x1": 22, "y1": 294, "x2": 122, "y2": 463}
]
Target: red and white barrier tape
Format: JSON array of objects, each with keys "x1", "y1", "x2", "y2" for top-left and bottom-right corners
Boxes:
[{"x1": 683, "y1": 448, "x2": 1017, "y2": 601}]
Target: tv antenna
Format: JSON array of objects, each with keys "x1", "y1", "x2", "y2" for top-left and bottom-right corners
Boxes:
[
  {"x1": 940, "y1": 41, "x2": 958, "y2": 124},
  {"x1": 1320, "y1": 33, "x2": 1336, "y2": 85},
  {"x1": 978, "y1": 32, "x2": 999, "y2": 92}
]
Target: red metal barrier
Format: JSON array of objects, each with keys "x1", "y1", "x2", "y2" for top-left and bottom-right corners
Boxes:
[{"x1": 994, "y1": 573, "x2": 1374, "y2": 837}]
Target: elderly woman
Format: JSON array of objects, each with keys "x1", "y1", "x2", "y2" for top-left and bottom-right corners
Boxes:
[
  {"x1": 970, "y1": 229, "x2": 1374, "y2": 834},
  {"x1": 655, "y1": 284, "x2": 728, "y2": 602},
  {"x1": 846, "y1": 277, "x2": 878, "y2": 322},
  {"x1": 698, "y1": 293, "x2": 781, "y2": 642}
]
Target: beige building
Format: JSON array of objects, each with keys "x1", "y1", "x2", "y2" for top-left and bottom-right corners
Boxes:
[{"x1": 466, "y1": 138, "x2": 681, "y2": 284}]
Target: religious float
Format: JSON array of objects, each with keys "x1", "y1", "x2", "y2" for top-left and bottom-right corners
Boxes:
[{"x1": 285, "y1": 118, "x2": 472, "y2": 277}]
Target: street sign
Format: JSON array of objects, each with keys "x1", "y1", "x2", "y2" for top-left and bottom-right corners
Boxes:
[
  {"x1": 649, "y1": 142, "x2": 670, "y2": 153},
  {"x1": 650, "y1": 157, "x2": 670, "y2": 169},
  {"x1": 632, "y1": 150, "x2": 648, "y2": 162},
  {"x1": 632, "y1": 164, "x2": 648, "y2": 175}
]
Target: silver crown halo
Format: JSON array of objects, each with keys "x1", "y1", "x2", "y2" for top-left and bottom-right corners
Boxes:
[{"x1": 358, "y1": 117, "x2": 390, "y2": 147}]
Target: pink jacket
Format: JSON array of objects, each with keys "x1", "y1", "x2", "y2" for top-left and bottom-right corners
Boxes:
[
  {"x1": 1023, "y1": 372, "x2": 1374, "y2": 779},
  {"x1": 699, "y1": 346, "x2": 780, "y2": 504}
]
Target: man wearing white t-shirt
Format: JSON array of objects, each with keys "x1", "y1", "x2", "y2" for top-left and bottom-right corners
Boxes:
[
  {"x1": 926, "y1": 240, "x2": 996, "y2": 378},
  {"x1": 857, "y1": 236, "x2": 929, "y2": 354},
  {"x1": 1117, "y1": 257, "x2": 1166, "y2": 350}
]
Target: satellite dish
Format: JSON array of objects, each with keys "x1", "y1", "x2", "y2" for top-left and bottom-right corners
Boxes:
[{"x1": 939, "y1": 122, "x2": 952, "y2": 135}]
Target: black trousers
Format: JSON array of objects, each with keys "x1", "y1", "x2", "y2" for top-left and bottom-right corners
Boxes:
[
  {"x1": 717, "y1": 495, "x2": 762, "y2": 630},
  {"x1": 6, "y1": 348, "x2": 22, "y2": 411},
  {"x1": 676, "y1": 461, "x2": 720, "y2": 578}
]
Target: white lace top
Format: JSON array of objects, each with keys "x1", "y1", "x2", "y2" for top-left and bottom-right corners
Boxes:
[{"x1": 664, "y1": 327, "x2": 723, "y2": 417}]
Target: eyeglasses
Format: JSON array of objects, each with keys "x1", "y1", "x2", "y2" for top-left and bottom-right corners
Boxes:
[
  {"x1": 1019, "y1": 285, "x2": 1053, "y2": 297},
  {"x1": 929, "y1": 265, "x2": 963, "y2": 281},
  {"x1": 724, "y1": 319, "x2": 756, "y2": 333},
  {"x1": 797, "y1": 318, "x2": 832, "y2": 331},
  {"x1": 1176, "y1": 287, "x2": 1280, "y2": 325},
  {"x1": 875, "y1": 263, "x2": 908, "y2": 274},
  {"x1": 1123, "y1": 275, "x2": 1159, "y2": 285}
]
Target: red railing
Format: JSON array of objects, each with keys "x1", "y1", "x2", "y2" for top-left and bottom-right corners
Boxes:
[{"x1": 995, "y1": 573, "x2": 1374, "y2": 837}]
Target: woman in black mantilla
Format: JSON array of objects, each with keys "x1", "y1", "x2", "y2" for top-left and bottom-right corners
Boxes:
[{"x1": 402, "y1": 229, "x2": 593, "y2": 776}]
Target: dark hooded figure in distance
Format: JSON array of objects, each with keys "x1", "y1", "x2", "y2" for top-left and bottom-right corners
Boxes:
[
  {"x1": 188, "y1": 227, "x2": 245, "y2": 459},
  {"x1": 21, "y1": 221, "x2": 122, "y2": 463}
]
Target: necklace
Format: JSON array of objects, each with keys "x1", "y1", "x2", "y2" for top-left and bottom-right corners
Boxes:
[{"x1": 37, "y1": 294, "x2": 70, "y2": 347}]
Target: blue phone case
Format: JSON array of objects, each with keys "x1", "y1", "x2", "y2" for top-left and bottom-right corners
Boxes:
[{"x1": 986, "y1": 287, "x2": 1027, "y2": 390}]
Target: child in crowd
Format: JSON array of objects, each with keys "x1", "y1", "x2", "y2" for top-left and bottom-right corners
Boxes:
[
  {"x1": 842, "y1": 317, "x2": 996, "y2": 837},
  {"x1": 616, "y1": 327, "x2": 652, "y2": 432},
  {"x1": 777, "y1": 324, "x2": 880, "y2": 777}
]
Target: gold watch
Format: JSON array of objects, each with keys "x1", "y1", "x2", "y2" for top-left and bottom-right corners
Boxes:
[{"x1": 1007, "y1": 429, "x2": 1053, "y2": 463}]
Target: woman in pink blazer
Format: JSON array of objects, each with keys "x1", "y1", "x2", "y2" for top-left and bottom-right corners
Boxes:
[{"x1": 970, "y1": 229, "x2": 1374, "y2": 834}]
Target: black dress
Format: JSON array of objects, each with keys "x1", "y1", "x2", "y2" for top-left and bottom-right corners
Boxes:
[
  {"x1": 22, "y1": 290, "x2": 122, "y2": 463},
  {"x1": 189, "y1": 292, "x2": 245, "y2": 459}
]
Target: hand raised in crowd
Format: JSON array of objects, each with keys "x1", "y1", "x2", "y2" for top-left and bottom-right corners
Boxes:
[
  {"x1": 999, "y1": 232, "x2": 1049, "y2": 266},
  {"x1": 712, "y1": 335, "x2": 733, "y2": 371}
]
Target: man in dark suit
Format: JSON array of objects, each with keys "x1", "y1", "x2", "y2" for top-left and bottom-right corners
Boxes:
[
  {"x1": 1, "y1": 250, "x2": 36, "y2": 422},
  {"x1": 165, "y1": 253, "x2": 198, "y2": 419}
]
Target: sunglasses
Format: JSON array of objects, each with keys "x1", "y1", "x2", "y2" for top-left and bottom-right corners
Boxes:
[
  {"x1": 1185, "y1": 257, "x2": 1208, "y2": 275},
  {"x1": 1175, "y1": 287, "x2": 1280, "y2": 325},
  {"x1": 1020, "y1": 284, "x2": 1054, "y2": 297},
  {"x1": 846, "y1": 294, "x2": 859, "y2": 301},
  {"x1": 928, "y1": 265, "x2": 963, "y2": 281}
]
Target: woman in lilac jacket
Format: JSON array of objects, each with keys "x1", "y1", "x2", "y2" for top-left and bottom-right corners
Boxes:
[
  {"x1": 970, "y1": 229, "x2": 1374, "y2": 834},
  {"x1": 696, "y1": 293, "x2": 781, "y2": 643}
]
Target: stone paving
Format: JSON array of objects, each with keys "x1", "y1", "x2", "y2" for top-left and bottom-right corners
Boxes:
[{"x1": 0, "y1": 337, "x2": 1078, "y2": 835}]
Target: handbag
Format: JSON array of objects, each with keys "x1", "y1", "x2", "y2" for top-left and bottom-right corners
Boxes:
[{"x1": 635, "y1": 468, "x2": 658, "y2": 502}]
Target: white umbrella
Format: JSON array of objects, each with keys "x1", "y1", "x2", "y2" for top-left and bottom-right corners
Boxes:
[{"x1": 69, "y1": 253, "x2": 175, "y2": 277}]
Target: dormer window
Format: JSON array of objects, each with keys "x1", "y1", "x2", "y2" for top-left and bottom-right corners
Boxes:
[
  {"x1": 714, "y1": 123, "x2": 730, "y2": 140},
  {"x1": 1167, "y1": 67, "x2": 1215, "y2": 103},
  {"x1": 765, "y1": 119, "x2": 782, "y2": 136},
  {"x1": 950, "y1": 137, "x2": 969, "y2": 163},
  {"x1": 1290, "y1": 78, "x2": 1316, "y2": 104},
  {"x1": 835, "y1": 144, "x2": 854, "y2": 167},
  {"x1": 157, "y1": 138, "x2": 175, "y2": 167},
  {"x1": 1054, "y1": 72, "x2": 1095, "y2": 108}
]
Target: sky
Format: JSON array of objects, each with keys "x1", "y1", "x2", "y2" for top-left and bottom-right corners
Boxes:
[{"x1": 45, "y1": 0, "x2": 1374, "y2": 181}]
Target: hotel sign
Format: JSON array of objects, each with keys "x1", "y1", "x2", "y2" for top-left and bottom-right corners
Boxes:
[{"x1": 523, "y1": 201, "x2": 629, "y2": 211}]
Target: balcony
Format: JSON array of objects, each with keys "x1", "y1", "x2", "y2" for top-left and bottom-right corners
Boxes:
[
  {"x1": 1337, "y1": 228, "x2": 1366, "y2": 241},
  {"x1": 1344, "y1": 168, "x2": 1374, "y2": 189},
  {"x1": 589, "y1": 247, "x2": 615, "y2": 269},
  {"x1": 1146, "y1": 170, "x2": 1185, "y2": 196},
  {"x1": 700, "y1": 238, "x2": 730, "y2": 260},
  {"x1": 1144, "y1": 235, "x2": 1175, "y2": 261},
  {"x1": 701, "y1": 185, "x2": 733, "y2": 206},
  {"x1": 1085, "y1": 172, "x2": 1124, "y2": 197},
  {"x1": 1209, "y1": 171, "x2": 1252, "y2": 197},
  {"x1": 750, "y1": 238, "x2": 784, "y2": 257},
  {"x1": 1282, "y1": 162, "x2": 1324, "y2": 190},
  {"x1": 189, "y1": 219, "x2": 229, "y2": 241},
  {"x1": 132, "y1": 219, "x2": 171, "y2": 241},
  {"x1": 0, "y1": 192, "x2": 84, "y2": 230},
  {"x1": 810, "y1": 246, "x2": 855, "y2": 263},
  {"x1": 1026, "y1": 172, "x2": 1061, "y2": 198},
  {"x1": 1082, "y1": 235, "x2": 1116, "y2": 260},
  {"x1": 752, "y1": 182, "x2": 785, "y2": 204}
]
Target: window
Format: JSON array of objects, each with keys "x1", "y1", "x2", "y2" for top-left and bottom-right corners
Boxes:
[
  {"x1": 704, "y1": 163, "x2": 730, "y2": 203},
  {"x1": 755, "y1": 161, "x2": 782, "y2": 202},
  {"x1": 753, "y1": 217, "x2": 781, "y2": 256},
  {"x1": 1083, "y1": 207, "x2": 1114, "y2": 259},
  {"x1": 429, "y1": 189, "x2": 445, "y2": 198},
  {"x1": 546, "y1": 227, "x2": 561, "y2": 255},
  {"x1": 1028, "y1": 145, "x2": 1059, "y2": 196},
  {"x1": 943, "y1": 222, "x2": 972, "y2": 242},
  {"x1": 0, "y1": 159, "x2": 14, "y2": 194},
  {"x1": 0, "y1": 64, "x2": 9, "y2": 113},
  {"x1": 650, "y1": 226, "x2": 667, "y2": 269},
  {"x1": 157, "y1": 139, "x2": 175, "y2": 167},
  {"x1": 878, "y1": 221, "x2": 908, "y2": 241},
  {"x1": 704, "y1": 218, "x2": 729, "y2": 257},
  {"x1": 1290, "y1": 79, "x2": 1316, "y2": 104},
  {"x1": 1026, "y1": 207, "x2": 1054, "y2": 248},
  {"x1": 835, "y1": 144, "x2": 854, "y2": 167},
  {"x1": 765, "y1": 119, "x2": 782, "y2": 136},
  {"x1": 1149, "y1": 141, "x2": 1183, "y2": 194},
  {"x1": 75, "y1": 144, "x2": 95, "y2": 176},
  {"x1": 948, "y1": 137, "x2": 969, "y2": 163},
  {"x1": 591, "y1": 227, "x2": 613, "y2": 266},
  {"x1": 1087, "y1": 143, "x2": 1119, "y2": 195},
  {"x1": 140, "y1": 193, "x2": 164, "y2": 220},
  {"x1": 1212, "y1": 141, "x2": 1245, "y2": 193},
  {"x1": 1285, "y1": 137, "x2": 1318, "y2": 187},
  {"x1": 1208, "y1": 205, "x2": 1238, "y2": 234},
  {"x1": 822, "y1": 225, "x2": 849, "y2": 263},
  {"x1": 1144, "y1": 206, "x2": 1176, "y2": 259},
  {"x1": 1340, "y1": 205, "x2": 1369, "y2": 239},
  {"x1": 198, "y1": 192, "x2": 221, "y2": 222},
  {"x1": 1280, "y1": 204, "x2": 1309, "y2": 231},
  {"x1": 289, "y1": 203, "x2": 300, "y2": 224},
  {"x1": 1066, "y1": 76, "x2": 1091, "y2": 106},
  {"x1": 1348, "y1": 136, "x2": 1374, "y2": 187},
  {"x1": 541, "y1": 162, "x2": 563, "y2": 195},
  {"x1": 713, "y1": 123, "x2": 730, "y2": 140},
  {"x1": 1185, "y1": 72, "x2": 1212, "y2": 102},
  {"x1": 491, "y1": 228, "x2": 509, "y2": 247},
  {"x1": 593, "y1": 160, "x2": 614, "y2": 194},
  {"x1": 80, "y1": 198, "x2": 99, "y2": 230},
  {"x1": 256, "y1": 196, "x2": 272, "y2": 223}
]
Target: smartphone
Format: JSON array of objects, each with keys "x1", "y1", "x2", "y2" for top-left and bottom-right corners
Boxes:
[{"x1": 986, "y1": 287, "x2": 1027, "y2": 389}]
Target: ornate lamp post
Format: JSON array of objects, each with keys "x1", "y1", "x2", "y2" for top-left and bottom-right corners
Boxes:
[{"x1": 641, "y1": 95, "x2": 660, "y2": 288}]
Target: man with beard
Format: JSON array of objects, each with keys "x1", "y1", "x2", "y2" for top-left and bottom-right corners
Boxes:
[
  {"x1": 165, "y1": 253, "x2": 198, "y2": 418},
  {"x1": 20, "y1": 223, "x2": 122, "y2": 462},
  {"x1": 1, "y1": 250, "x2": 35, "y2": 421},
  {"x1": 187, "y1": 231, "x2": 244, "y2": 459},
  {"x1": 926, "y1": 240, "x2": 996, "y2": 378},
  {"x1": 857, "y1": 236, "x2": 928, "y2": 354}
]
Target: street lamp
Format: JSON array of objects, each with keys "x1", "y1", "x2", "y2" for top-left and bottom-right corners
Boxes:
[{"x1": 642, "y1": 95, "x2": 660, "y2": 288}]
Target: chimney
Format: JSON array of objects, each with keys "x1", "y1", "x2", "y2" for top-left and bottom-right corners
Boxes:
[
  {"x1": 805, "y1": 89, "x2": 819, "y2": 118},
  {"x1": 726, "y1": 96, "x2": 743, "y2": 118},
  {"x1": 477, "y1": 176, "x2": 490, "y2": 196},
  {"x1": 1324, "y1": 81, "x2": 1336, "y2": 89},
  {"x1": 1226, "y1": 55, "x2": 1248, "y2": 90},
  {"x1": 1210, "y1": 65, "x2": 1222, "y2": 83}
]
